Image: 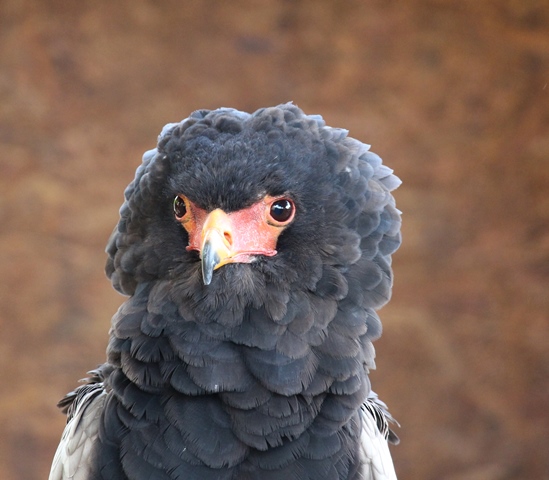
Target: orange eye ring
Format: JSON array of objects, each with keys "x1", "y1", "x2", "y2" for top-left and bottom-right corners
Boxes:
[{"x1": 267, "y1": 197, "x2": 295, "y2": 226}]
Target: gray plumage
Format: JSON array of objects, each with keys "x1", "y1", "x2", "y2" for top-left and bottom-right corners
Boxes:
[{"x1": 50, "y1": 103, "x2": 401, "y2": 479}]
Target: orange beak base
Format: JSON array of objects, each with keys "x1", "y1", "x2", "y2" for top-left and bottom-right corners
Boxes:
[{"x1": 185, "y1": 202, "x2": 283, "y2": 285}]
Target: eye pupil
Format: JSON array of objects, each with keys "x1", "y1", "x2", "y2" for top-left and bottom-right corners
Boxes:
[
  {"x1": 270, "y1": 199, "x2": 294, "y2": 223},
  {"x1": 173, "y1": 196, "x2": 187, "y2": 218}
]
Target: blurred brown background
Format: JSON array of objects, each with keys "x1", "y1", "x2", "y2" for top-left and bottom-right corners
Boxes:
[{"x1": 1, "y1": 1, "x2": 548, "y2": 479}]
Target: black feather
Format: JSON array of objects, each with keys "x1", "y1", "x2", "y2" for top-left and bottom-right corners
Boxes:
[{"x1": 56, "y1": 104, "x2": 401, "y2": 479}]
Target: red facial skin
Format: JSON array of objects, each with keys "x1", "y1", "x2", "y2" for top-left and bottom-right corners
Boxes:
[{"x1": 174, "y1": 195, "x2": 295, "y2": 274}]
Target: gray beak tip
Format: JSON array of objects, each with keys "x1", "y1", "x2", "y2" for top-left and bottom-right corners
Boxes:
[{"x1": 201, "y1": 241, "x2": 220, "y2": 286}]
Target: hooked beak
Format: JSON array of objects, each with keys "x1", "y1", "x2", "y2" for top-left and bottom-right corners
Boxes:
[
  {"x1": 200, "y1": 216, "x2": 232, "y2": 285},
  {"x1": 185, "y1": 205, "x2": 281, "y2": 285},
  {"x1": 198, "y1": 209, "x2": 262, "y2": 285}
]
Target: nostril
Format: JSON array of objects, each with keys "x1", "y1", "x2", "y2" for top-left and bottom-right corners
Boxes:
[{"x1": 224, "y1": 231, "x2": 232, "y2": 246}]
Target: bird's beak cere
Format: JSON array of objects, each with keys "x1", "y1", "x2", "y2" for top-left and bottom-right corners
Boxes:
[
  {"x1": 186, "y1": 206, "x2": 281, "y2": 285},
  {"x1": 199, "y1": 209, "x2": 246, "y2": 286}
]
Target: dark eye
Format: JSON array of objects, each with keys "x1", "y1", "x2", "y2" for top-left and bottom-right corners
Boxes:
[
  {"x1": 173, "y1": 196, "x2": 187, "y2": 219},
  {"x1": 269, "y1": 198, "x2": 295, "y2": 224}
]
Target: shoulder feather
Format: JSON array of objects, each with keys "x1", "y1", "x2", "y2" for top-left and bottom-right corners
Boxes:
[
  {"x1": 359, "y1": 392, "x2": 399, "y2": 480},
  {"x1": 49, "y1": 371, "x2": 108, "y2": 480}
]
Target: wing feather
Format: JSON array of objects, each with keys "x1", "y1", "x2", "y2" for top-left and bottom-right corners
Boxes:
[
  {"x1": 49, "y1": 381, "x2": 107, "y2": 480},
  {"x1": 360, "y1": 392, "x2": 399, "y2": 480}
]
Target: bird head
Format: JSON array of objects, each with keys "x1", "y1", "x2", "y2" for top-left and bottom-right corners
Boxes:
[{"x1": 105, "y1": 104, "x2": 401, "y2": 327}]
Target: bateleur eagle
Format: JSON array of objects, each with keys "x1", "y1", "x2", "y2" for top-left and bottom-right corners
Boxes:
[{"x1": 49, "y1": 103, "x2": 402, "y2": 480}]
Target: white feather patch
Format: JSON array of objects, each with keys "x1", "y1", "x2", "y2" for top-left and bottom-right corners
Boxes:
[
  {"x1": 49, "y1": 386, "x2": 106, "y2": 480},
  {"x1": 359, "y1": 399, "x2": 398, "y2": 480}
]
